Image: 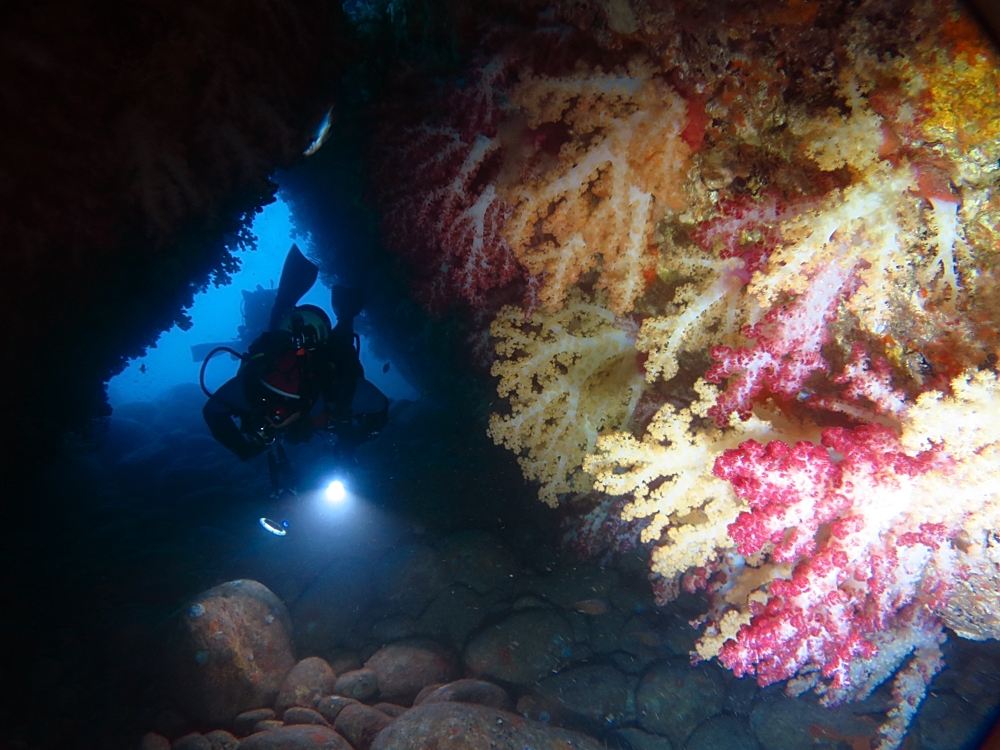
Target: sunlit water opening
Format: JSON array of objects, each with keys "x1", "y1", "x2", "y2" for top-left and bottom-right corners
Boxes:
[{"x1": 107, "y1": 196, "x2": 418, "y2": 407}]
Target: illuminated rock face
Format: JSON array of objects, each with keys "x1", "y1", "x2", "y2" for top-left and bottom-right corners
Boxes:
[
  {"x1": 165, "y1": 580, "x2": 295, "y2": 724},
  {"x1": 369, "y1": 1, "x2": 1000, "y2": 746}
]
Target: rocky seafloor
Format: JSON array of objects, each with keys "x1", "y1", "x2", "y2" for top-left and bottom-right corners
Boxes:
[{"x1": 7, "y1": 383, "x2": 1000, "y2": 750}]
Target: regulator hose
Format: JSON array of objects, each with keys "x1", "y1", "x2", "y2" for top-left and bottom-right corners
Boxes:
[{"x1": 199, "y1": 346, "x2": 246, "y2": 398}]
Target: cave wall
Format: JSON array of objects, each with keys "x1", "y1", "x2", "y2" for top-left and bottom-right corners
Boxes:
[{"x1": 0, "y1": 0, "x2": 349, "y2": 467}]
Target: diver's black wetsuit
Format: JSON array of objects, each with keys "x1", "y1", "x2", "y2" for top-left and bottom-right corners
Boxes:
[{"x1": 202, "y1": 246, "x2": 388, "y2": 461}]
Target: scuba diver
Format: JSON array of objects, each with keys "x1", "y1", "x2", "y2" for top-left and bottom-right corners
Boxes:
[{"x1": 201, "y1": 245, "x2": 389, "y2": 502}]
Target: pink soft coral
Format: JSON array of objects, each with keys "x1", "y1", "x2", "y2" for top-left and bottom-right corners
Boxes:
[
  {"x1": 371, "y1": 58, "x2": 521, "y2": 313},
  {"x1": 712, "y1": 424, "x2": 946, "y2": 695},
  {"x1": 705, "y1": 259, "x2": 864, "y2": 425}
]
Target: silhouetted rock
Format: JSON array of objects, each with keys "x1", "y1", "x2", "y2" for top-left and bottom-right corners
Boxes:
[
  {"x1": 204, "y1": 730, "x2": 240, "y2": 750},
  {"x1": 365, "y1": 638, "x2": 459, "y2": 705},
  {"x1": 234, "y1": 708, "x2": 276, "y2": 737},
  {"x1": 140, "y1": 733, "x2": 171, "y2": 750},
  {"x1": 172, "y1": 733, "x2": 211, "y2": 750},
  {"x1": 164, "y1": 580, "x2": 295, "y2": 724}
]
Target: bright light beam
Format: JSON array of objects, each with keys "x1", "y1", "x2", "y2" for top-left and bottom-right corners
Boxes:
[{"x1": 324, "y1": 479, "x2": 347, "y2": 504}]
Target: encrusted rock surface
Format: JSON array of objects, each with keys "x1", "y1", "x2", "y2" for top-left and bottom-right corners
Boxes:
[
  {"x1": 164, "y1": 580, "x2": 295, "y2": 724},
  {"x1": 370, "y1": 702, "x2": 607, "y2": 750}
]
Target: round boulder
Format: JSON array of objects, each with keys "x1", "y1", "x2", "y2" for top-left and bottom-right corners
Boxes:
[
  {"x1": 463, "y1": 609, "x2": 575, "y2": 686},
  {"x1": 534, "y1": 664, "x2": 633, "y2": 724},
  {"x1": 364, "y1": 638, "x2": 460, "y2": 706},
  {"x1": 334, "y1": 703, "x2": 394, "y2": 750},
  {"x1": 275, "y1": 656, "x2": 337, "y2": 715},
  {"x1": 333, "y1": 668, "x2": 379, "y2": 701},
  {"x1": 414, "y1": 679, "x2": 512, "y2": 711},
  {"x1": 238, "y1": 725, "x2": 351, "y2": 750},
  {"x1": 164, "y1": 580, "x2": 295, "y2": 724},
  {"x1": 435, "y1": 531, "x2": 518, "y2": 594},
  {"x1": 636, "y1": 659, "x2": 725, "y2": 746},
  {"x1": 372, "y1": 545, "x2": 448, "y2": 616},
  {"x1": 371, "y1": 702, "x2": 607, "y2": 750}
]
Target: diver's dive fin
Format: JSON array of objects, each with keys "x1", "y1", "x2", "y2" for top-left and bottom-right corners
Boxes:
[{"x1": 269, "y1": 244, "x2": 319, "y2": 330}]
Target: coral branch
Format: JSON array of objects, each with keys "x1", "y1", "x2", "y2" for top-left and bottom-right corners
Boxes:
[{"x1": 488, "y1": 291, "x2": 646, "y2": 506}]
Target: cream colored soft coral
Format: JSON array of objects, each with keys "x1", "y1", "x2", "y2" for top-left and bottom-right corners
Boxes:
[
  {"x1": 637, "y1": 251, "x2": 748, "y2": 383},
  {"x1": 503, "y1": 60, "x2": 693, "y2": 315},
  {"x1": 583, "y1": 380, "x2": 774, "y2": 583},
  {"x1": 488, "y1": 290, "x2": 647, "y2": 507}
]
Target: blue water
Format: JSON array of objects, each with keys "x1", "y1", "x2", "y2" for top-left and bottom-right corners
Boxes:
[{"x1": 107, "y1": 197, "x2": 418, "y2": 406}]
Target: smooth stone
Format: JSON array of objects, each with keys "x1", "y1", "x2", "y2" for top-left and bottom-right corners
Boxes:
[
  {"x1": 371, "y1": 615, "x2": 417, "y2": 642},
  {"x1": 372, "y1": 544, "x2": 448, "y2": 616},
  {"x1": 372, "y1": 703, "x2": 408, "y2": 717},
  {"x1": 333, "y1": 668, "x2": 379, "y2": 700},
  {"x1": 204, "y1": 730, "x2": 240, "y2": 750},
  {"x1": 414, "y1": 679, "x2": 512, "y2": 711},
  {"x1": 239, "y1": 725, "x2": 352, "y2": 750},
  {"x1": 140, "y1": 733, "x2": 171, "y2": 750},
  {"x1": 534, "y1": 664, "x2": 633, "y2": 725},
  {"x1": 463, "y1": 609, "x2": 576, "y2": 686},
  {"x1": 282, "y1": 706, "x2": 330, "y2": 726},
  {"x1": 415, "y1": 585, "x2": 492, "y2": 647},
  {"x1": 365, "y1": 637, "x2": 460, "y2": 705},
  {"x1": 315, "y1": 695, "x2": 358, "y2": 724},
  {"x1": 234, "y1": 708, "x2": 276, "y2": 737},
  {"x1": 636, "y1": 659, "x2": 725, "y2": 746},
  {"x1": 370, "y1": 702, "x2": 607, "y2": 750},
  {"x1": 412, "y1": 683, "x2": 444, "y2": 705},
  {"x1": 172, "y1": 734, "x2": 211, "y2": 750},
  {"x1": 289, "y1": 558, "x2": 373, "y2": 662},
  {"x1": 917, "y1": 692, "x2": 988, "y2": 750},
  {"x1": 326, "y1": 650, "x2": 362, "y2": 676},
  {"x1": 334, "y1": 703, "x2": 393, "y2": 750},
  {"x1": 519, "y1": 565, "x2": 619, "y2": 608},
  {"x1": 685, "y1": 715, "x2": 759, "y2": 750},
  {"x1": 725, "y1": 673, "x2": 760, "y2": 716},
  {"x1": 515, "y1": 692, "x2": 574, "y2": 728},
  {"x1": 750, "y1": 688, "x2": 885, "y2": 750},
  {"x1": 614, "y1": 727, "x2": 673, "y2": 750},
  {"x1": 435, "y1": 531, "x2": 518, "y2": 594},
  {"x1": 253, "y1": 720, "x2": 285, "y2": 733},
  {"x1": 275, "y1": 657, "x2": 337, "y2": 714},
  {"x1": 164, "y1": 580, "x2": 295, "y2": 725},
  {"x1": 151, "y1": 709, "x2": 191, "y2": 739}
]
